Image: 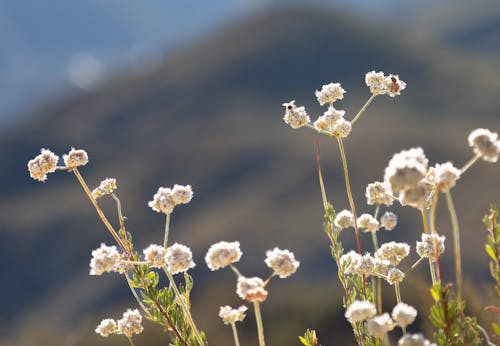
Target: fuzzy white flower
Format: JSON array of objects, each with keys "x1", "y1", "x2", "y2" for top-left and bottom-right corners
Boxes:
[
  {"x1": 95, "y1": 318, "x2": 117, "y2": 337},
  {"x1": 384, "y1": 74, "x2": 406, "y2": 97},
  {"x1": 236, "y1": 276, "x2": 268, "y2": 302},
  {"x1": 376, "y1": 241, "x2": 410, "y2": 266},
  {"x1": 433, "y1": 162, "x2": 460, "y2": 191},
  {"x1": 315, "y1": 82, "x2": 345, "y2": 105},
  {"x1": 143, "y1": 244, "x2": 167, "y2": 268},
  {"x1": 28, "y1": 149, "x2": 59, "y2": 182},
  {"x1": 367, "y1": 313, "x2": 395, "y2": 337},
  {"x1": 400, "y1": 182, "x2": 430, "y2": 209},
  {"x1": 384, "y1": 147, "x2": 428, "y2": 192},
  {"x1": 345, "y1": 300, "x2": 376, "y2": 323},
  {"x1": 468, "y1": 128, "x2": 500, "y2": 162},
  {"x1": 282, "y1": 100, "x2": 310, "y2": 129},
  {"x1": 416, "y1": 233, "x2": 445, "y2": 261},
  {"x1": 332, "y1": 118, "x2": 352, "y2": 138},
  {"x1": 392, "y1": 302, "x2": 417, "y2": 328},
  {"x1": 171, "y1": 184, "x2": 193, "y2": 205},
  {"x1": 90, "y1": 243, "x2": 121, "y2": 275},
  {"x1": 92, "y1": 178, "x2": 117, "y2": 199},
  {"x1": 63, "y1": 148, "x2": 88, "y2": 168},
  {"x1": 265, "y1": 247, "x2": 300, "y2": 278},
  {"x1": 373, "y1": 258, "x2": 391, "y2": 277},
  {"x1": 313, "y1": 106, "x2": 345, "y2": 133},
  {"x1": 365, "y1": 71, "x2": 387, "y2": 95},
  {"x1": 380, "y1": 211, "x2": 398, "y2": 231},
  {"x1": 358, "y1": 213, "x2": 380, "y2": 232},
  {"x1": 165, "y1": 243, "x2": 195, "y2": 274},
  {"x1": 366, "y1": 181, "x2": 393, "y2": 206},
  {"x1": 387, "y1": 267, "x2": 405, "y2": 285},
  {"x1": 335, "y1": 209, "x2": 354, "y2": 229},
  {"x1": 117, "y1": 309, "x2": 143, "y2": 337},
  {"x1": 399, "y1": 333, "x2": 436, "y2": 346},
  {"x1": 148, "y1": 187, "x2": 175, "y2": 214},
  {"x1": 219, "y1": 305, "x2": 247, "y2": 325},
  {"x1": 205, "y1": 241, "x2": 242, "y2": 271},
  {"x1": 354, "y1": 253, "x2": 375, "y2": 276},
  {"x1": 340, "y1": 250, "x2": 362, "y2": 275}
]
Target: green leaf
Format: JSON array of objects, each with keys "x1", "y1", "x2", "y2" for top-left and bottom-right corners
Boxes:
[
  {"x1": 299, "y1": 336, "x2": 308, "y2": 345},
  {"x1": 486, "y1": 244, "x2": 497, "y2": 261},
  {"x1": 493, "y1": 323, "x2": 500, "y2": 336}
]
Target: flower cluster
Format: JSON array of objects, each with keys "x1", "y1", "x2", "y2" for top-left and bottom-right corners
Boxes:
[
  {"x1": 95, "y1": 309, "x2": 143, "y2": 338},
  {"x1": 205, "y1": 241, "x2": 242, "y2": 271},
  {"x1": 265, "y1": 247, "x2": 300, "y2": 278},
  {"x1": 89, "y1": 243, "x2": 122, "y2": 276},
  {"x1": 27, "y1": 149, "x2": 59, "y2": 182},
  {"x1": 63, "y1": 148, "x2": 89, "y2": 168},
  {"x1": 468, "y1": 128, "x2": 500, "y2": 162},
  {"x1": 148, "y1": 184, "x2": 193, "y2": 214},
  {"x1": 365, "y1": 71, "x2": 406, "y2": 97},
  {"x1": 92, "y1": 178, "x2": 117, "y2": 199},
  {"x1": 416, "y1": 233, "x2": 445, "y2": 261},
  {"x1": 218, "y1": 305, "x2": 247, "y2": 325}
]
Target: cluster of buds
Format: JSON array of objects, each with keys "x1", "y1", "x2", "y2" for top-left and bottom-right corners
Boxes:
[
  {"x1": 148, "y1": 184, "x2": 193, "y2": 214},
  {"x1": 28, "y1": 147, "x2": 89, "y2": 182},
  {"x1": 335, "y1": 208, "x2": 398, "y2": 232},
  {"x1": 95, "y1": 309, "x2": 143, "y2": 338},
  {"x1": 365, "y1": 71, "x2": 406, "y2": 97}
]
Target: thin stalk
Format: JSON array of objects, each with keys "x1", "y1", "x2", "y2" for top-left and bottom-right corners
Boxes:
[
  {"x1": 445, "y1": 190, "x2": 463, "y2": 304},
  {"x1": 253, "y1": 301, "x2": 266, "y2": 346},
  {"x1": 394, "y1": 282, "x2": 401, "y2": 303},
  {"x1": 351, "y1": 94, "x2": 377, "y2": 125},
  {"x1": 111, "y1": 193, "x2": 126, "y2": 232},
  {"x1": 164, "y1": 213, "x2": 171, "y2": 248},
  {"x1": 405, "y1": 257, "x2": 425, "y2": 275},
  {"x1": 125, "y1": 273, "x2": 151, "y2": 318},
  {"x1": 370, "y1": 218, "x2": 382, "y2": 314},
  {"x1": 72, "y1": 168, "x2": 128, "y2": 254},
  {"x1": 420, "y1": 208, "x2": 430, "y2": 235},
  {"x1": 127, "y1": 336, "x2": 135, "y2": 346},
  {"x1": 230, "y1": 264, "x2": 243, "y2": 277},
  {"x1": 429, "y1": 260, "x2": 437, "y2": 285},
  {"x1": 429, "y1": 189, "x2": 439, "y2": 234},
  {"x1": 315, "y1": 138, "x2": 328, "y2": 211},
  {"x1": 230, "y1": 322, "x2": 241, "y2": 346},
  {"x1": 460, "y1": 154, "x2": 481, "y2": 175},
  {"x1": 163, "y1": 268, "x2": 205, "y2": 345}
]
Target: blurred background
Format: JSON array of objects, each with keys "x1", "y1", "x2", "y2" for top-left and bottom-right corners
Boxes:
[{"x1": 1, "y1": 0, "x2": 500, "y2": 345}]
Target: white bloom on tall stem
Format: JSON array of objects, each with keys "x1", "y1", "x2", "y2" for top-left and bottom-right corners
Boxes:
[
  {"x1": 315, "y1": 82, "x2": 345, "y2": 105},
  {"x1": 392, "y1": 302, "x2": 417, "y2": 328},
  {"x1": 416, "y1": 233, "x2": 445, "y2": 261},
  {"x1": 205, "y1": 241, "x2": 242, "y2": 271},
  {"x1": 367, "y1": 313, "x2": 395, "y2": 337},
  {"x1": 366, "y1": 181, "x2": 393, "y2": 206},
  {"x1": 365, "y1": 71, "x2": 387, "y2": 95},
  {"x1": 384, "y1": 74, "x2": 406, "y2": 97},
  {"x1": 353, "y1": 253, "x2": 375, "y2": 276},
  {"x1": 332, "y1": 118, "x2": 352, "y2": 138},
  {"x1": 28, "y1": 148, "x2": 59, "y2": 181},
  {"x1": 148, "y1": 187, "x2": 176, "y2": 214},
  {"x1": 399, "y1": 333, "x2": 435, "y2": 346},
  {"x1": 282, "y1": 100, "x2": 310, "y2": 129},
  {"x1": 380, "y1": 211, "x2": 398, "y2": 231},
  {"x1": 340, "y1": 250, "x2": 362, "y2": 274},
  {"x1": 143, "y1": 244, "x2": 167, "y2": 268},
  {"x1": 384, "y1": 147, "x2": 428, "y2": 192},
  {"x1": 265, "y1": 247, "x2": 300, "y2": 278},
  {"x1": 117, "y1": 309, "x2": 143, "y2": 337},
  {"x1": 433, "y1": 162, "x2": 460, "y2": 192},
  {"x1": 358, "y1": 213, "x2": 380, "y2": 232},
  {"x1": 387, "y1": 267, "x2": 405, "y2": 285},
  {"x1": 236, "y1": 276, "x2": 268, "y2": 303},
  {"x1": 63, "y1": 148, "x2": 88, "y2": 168},
  {"x1": 334, "y1": 209, "x2": 354, "y2": 229},
  {"x1": 219, "y1": 305, "x2": 248, "y2": 325},
  {"x1": 468, "y1": 128, "x2": 500, "y2": 162},
  {"x1": 95, "y1": 318, "x2": 117, "y2": 337},
  {"x1": 92, "y1": 178, "x2": 117, "y2": 199},
  {"x1": 165, "y1": 243, "x2": 195, "y2": 274},
  {"x1": 89, "y1": 243, "x2": 121, "y2": 275},
  {"x1": 344, "y1": 300, "x2": 376, "y2": 323},
  {"x1": 400, "y1": 182, "x2": 430, "y2": 209},
  {"x1": 376, "y1": 241, "x2": 410, "y2": 266},
  {"x1": 313, "y1": 106, "x2": 345, "y2": 133},
  {"x1": 171, "y1": 184, "x2": 193, "y2": 205}
]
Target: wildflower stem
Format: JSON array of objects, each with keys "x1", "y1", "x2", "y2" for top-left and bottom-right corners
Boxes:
[
  {"x1": 127, "y1": 336, "x2": 135, "y2": 346},
  {"x1": 230, "y1": 264, "x2": 243, "y2": 277},
  {"x1": 445, "y1": 190, "x2": 463, "y2": 304},
  {"x1": 405, "y1": 256, "x2": 425, "y2": 275},
  {"x1": 429, "y1": 190, "x2": 439, "y2": 233},
  {"x1": 460, "y1": 153, "x2": 481, "y2": 175},
  {"x1": 72, "y1": 168, "x2": 128, "y2": 255},
  {"x1": 394, "y1": 282, "x2": 402, "y2": 303},
  {"x1": 315, "y1": 138, "x2": 328, "y2": 211},
  {"x1": 370, "y1": 224, "x2": 383, "y2": 314},
  {"x1": 420, "y1": 208, "x2": 430, "y2": 235},
  {"x1": 163, "y1": 213, "x2": 171, "y2": 248},
  {"x1": 111, "y1": 193, "x2": 126, "y2": 233},
  {"x1": 253, "y1": 301, "x2": 266, "y2": 346},
  {"x1": 230, "y1": 322, "x2": 241, "y2": 346},
  {"x1": 429, "y1": 260, "x2": 437, "y2": 285},
  {"x1": 351, "y1": 94, "x2": 377, "y2": 125},
  {"x1": 125, "y1": 273, "x2": 151, "y2": 318},
  {"x1": 163, "y1": 268, "x2": 205, "y2": 345}
]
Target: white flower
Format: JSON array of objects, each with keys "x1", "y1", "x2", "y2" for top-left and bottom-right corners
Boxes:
[
  {"x1": 384, "y1": 147, "x2": 428, "y2": 192},
  {"x1": 313, "y1": 106, "x2": 345, "y2": 133},
  {"x1": 219, "y1": 305, "x2": 247, "y2": 325},
  {"x1": 171, "y1": 184, "x2": 193, "y2": 205},
  {"x1": 332, "y1": 118, "x2": 352, "y2": 138},
  {"x1": 365, "y1": 71, "x2": 387, "y2": 95},
  {"x1": 468, "y1": 128, "x2": 500, "y2": 162},
  {"x1": 357, "y1": 213, "x2": 380, "y2": 232},
  {"x1": 236, "y1": 276, "x2": 268, "y2": 302},
  {"x1": 143, "y1": 244, "x2": 167, "y2": 268},
  {"x1": 367, "y1": 313, "x2": 395, "y2": 337},
  {"x1": 373, "y1": 258, "x2": 391, "y2": 277},
  {"x1": 353, "y1": 253, "x2": 375, "y2": 276},
  {"x1": 282, "y1": 100, "x2": 310, "y2": 129},
  {"x1": 387, "y1": 267, "x2": 405, "y2": 285},
  {"x1": 384, "y1": 74, "x2": 406, "y2": 97},
  {"x1": 265, "y1": 247, "x2": 300, "y2": 278},
  {"x1": 27, "y1": 149, "x2": 59, "y2": 182},
  {"x1": 366, "y1": 181, "x2": 393, "y2": 206},
  {"x1": 416, "y1": 233, "x2": 445, "y2": 261},
  {"x1": 376, "y1": 241, "x2": 410, "y2": 266},
  {"x1": 399, "y1": 333, "x2": 436, "y2": 346},
  {"x1": 148, "y1": 187, "x2": 175, "y2": 214},
  {"x1": 63, "y1": 148, "x2": 88, "y2": 168},
  {"x1": 392, "y1": 302, "x2": 417, "y2": 328},
  {"x1": 340, "y1": 250, "x2": 362, "y2": 275},
  {"x1": 92, "y1": 178, "x2": 117, "y2": 199},
  {"x1": 90, "y1": 243, "x2": 121, "y2": 275},
  {"x1": 345, "y1": 300, "x2": 376, "y2": 323},
  {"x1": 205, "y1": 241, "x2": 242, "y2": 271},
  {"x1": 95, "y1": 318, "x2": 117, "y2": 337},
  {"x1": 117, "y1": 309, "x2": 143, "y2": 337},
  {"x1": 165, "y1": 243, "x2": 195, "y2": 274},
  {"x1": 400, "y1": 182, "x2": 430, "y2": 210},
  {"x1": 335, "y1": 209, "x2": 354, "y2": 229},
  {"x1": 380, "y1": 211, "x2": 398, "y2": 231},
  {"x1": 433, "y1": 162, "x2": 460, "y2": 191},
  {"x1": 315, "y1": 82, "x2": 345, "y2": 105}
]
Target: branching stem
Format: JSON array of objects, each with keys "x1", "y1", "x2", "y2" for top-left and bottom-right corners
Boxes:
[{"x1": 254, "y1": 301, "x2": 266, "y2": 346}]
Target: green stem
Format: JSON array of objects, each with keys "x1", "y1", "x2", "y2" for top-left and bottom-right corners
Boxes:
[
  {"x1": 371, "y1": 223, "x2": 383, "y2": 314},
  {"x1": 420, "y1": 208, "x2": 430, "y2": 235},
  {"x1": 405, "y1": 256, "x2": 425, "y2": 275},
  {"x1": 230, "y1": 264, "x2": 243, "y2": 277},
  {"x1": 394, "y1": 282, "x2": 401, "y2": 303},
  {"x1": 125, "y1": 274, "x2": 151, "y2": 318},
  {"x1": 430, "y1": 190, "x2": 439, "y2": 233},
  {"x1": 163, "y1": 268, "x2": 205, "y2": 345},
  {"x1": 164, "y1": 213, "x2": 171, "y2": 248},
  {"x1": 254, "y1": 301, "x2": 266, "y2": 346},
  {"x1": 460, "y1": 154, "x2": 481, "y2": 175},
  {"x1": 429, "y1": 259, "x2": 437, "y2": 285},
  {"x1": 315, "y1": 139, "x2": 328, "y2": 211},
  {"x1": 127, "y1": 336, "x2": 135, "y2": 346},
  {"x1": 445, "y1": 190, "x2": 463, "y2": 304},
  {"x1": 351, "y1": 94, "x2": 377, "y2": 125},
  {"x1": 230, "y1": 322, "x2": 241, "y2": 346},
  {"x1": 111, "y1": 193, "x2": 126, "y2": 232}
]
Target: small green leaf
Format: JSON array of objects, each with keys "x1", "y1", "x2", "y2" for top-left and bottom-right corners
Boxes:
[
  {"x1": 486, "y1": 244, "x2": 497, "y2": 261},
  {"x1": 493, "y1": 323, "x2": 500, "y2": 336}
]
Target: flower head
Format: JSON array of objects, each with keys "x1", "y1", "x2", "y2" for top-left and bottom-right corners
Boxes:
[
  {"x1": 357, "y1": 213, "x2": 380, "y2": 232},
  {"x1": 340, "y1": 250, "x2": 362, "y2": 275},
  {"x1": 335, "y1": 209, "x2": 355, "y2": 229},
  {"x1": 171, "y1": 184, "x2": 193, "y2": 205},
  {"x1": 143, "y1": 244, "x2": 167, "y2": 268},
  {"x1": 90, "y1": 243, "x2": 121, "y2": 275},
  {"x1": 148, "y1": 187, "x2": 175, "y2": 214},
  {"x1": 315, "y1": 82, "x2": 345, "y2": 105},
  {"x1": 366, "y1": 181, "x2": 393, "y2": 206},
  {"x1": 384, "y1": 74, "x2": 406, "y2": 97},
  {"x1": 219, "y1": 305, "x2": 247, "y2": 325},
  {"x1": 236, "y1": 276, "x2": 268, "y2": 303},
  {"x1": 165, "y1": 243, "x2": 195, "y2": 274},
  {"x1": 367, "y1": 313, "x2": 395, "y2": 337},
  {"x1": 354, "y1": 253, "x2": 376, "y2": 276},
  {"x1": 63, "y1": 148, "x2": 88, "y2": 168},
  {"x1": 468, "y1": 128, "x2": 500, "y2": 162},
  {"x1": 345, "y1": 300, "x2": 376, "y2": 323},
  {"x1": 332, "y1": 118, "x2": 352, "y2": 138},
  {"x1": 400, "y1": 182, "x2": 430, "y2": 209},
  {"x1": 28, "y1": 149, "x2": 59, "y2": 182},
  {"x1": 387, "y1": 267, "x2": 405, "y2": 285},
  {"x1": 282, "y1": 100, "x2": 310, "y2": 129},
  {"x1": 399, "y1": 333, "x2": 436, "y2": 346},
  {"x1": 433, "y1": 162, "x2": 460, "y2": 191},
  {"x1": 205, "y1": 241, "x2": 242, "y2": 271},
  {"x1": 381, "y1": 211, "x2": 398, "y2": 231},
  {"x1": 92, "y1": 178, "x2": 117, "y2": 199},
  {"x1": 416, "y1": 233, "x2": 445, "y2": 261},
  {"x1": 265, "y1": 247, "x2": 300, "y2": 278},
  {"x1": 313, "y1": 106, "x2": 345, "y2": 133},
  {"x1": 384, "y1": 147, "x2": 428, "y2": 192},
  {"x1": 365, "y1": 71, "x2": 387, "y2": 95},
  {"x1": 95, "y1": 318, "x2": 117, "y2": 337},
  {"x1": 392, "y1": 302, "x2": 417, "y2": 328},
  {"x1": 117, "y1": 309, "x2": 143, "y2": 337},
  {"x1": 376, "y1": 241, "x2": 410, "y2": 266}
]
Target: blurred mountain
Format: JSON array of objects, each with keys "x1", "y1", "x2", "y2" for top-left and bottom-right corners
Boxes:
[{"x1": 1, "y1": 5, "x2": 500, "y2": 345}]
